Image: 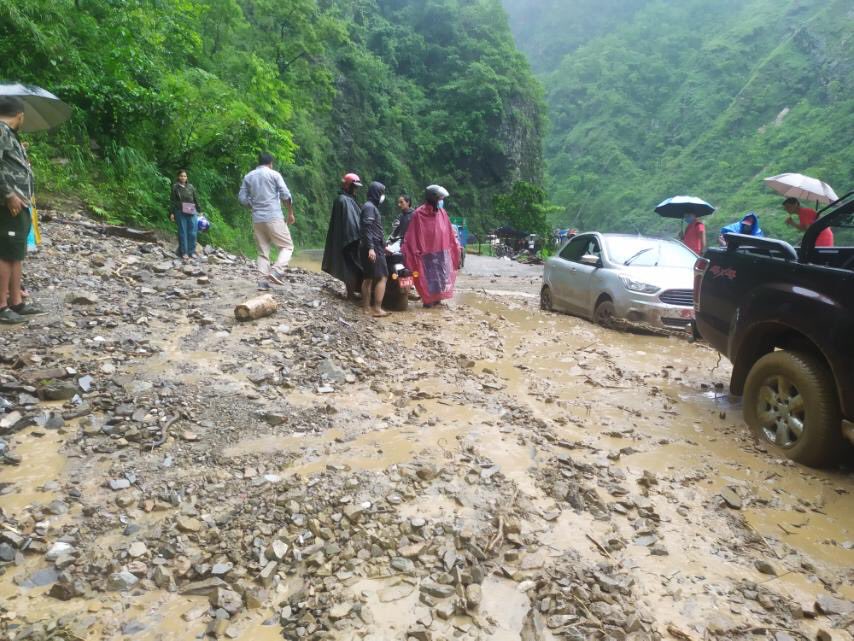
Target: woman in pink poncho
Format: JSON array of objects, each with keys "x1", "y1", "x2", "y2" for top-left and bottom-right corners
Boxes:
[{"x1": 402, "y1": 185, "x2": 461, "y2": 308}]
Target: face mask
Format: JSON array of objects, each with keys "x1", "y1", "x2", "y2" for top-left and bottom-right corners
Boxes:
[
  {"x1": 437, "y1": 199, "x2": 445, "y2": 209},
  {"x1": 379, "y1": 194, "x2": 386, "y2": 204},
  {"x1": 685, "y1": 214, "x2": 695, "y2": 224}
]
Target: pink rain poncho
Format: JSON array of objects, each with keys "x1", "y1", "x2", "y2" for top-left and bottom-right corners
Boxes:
[{"x1": 402, "y1": 203, "x2": 461, "y2": 305}]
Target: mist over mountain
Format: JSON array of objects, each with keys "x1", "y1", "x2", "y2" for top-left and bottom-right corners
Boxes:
[{"x1": 502, "y1": 0, "x2": 854, "y2": 239}]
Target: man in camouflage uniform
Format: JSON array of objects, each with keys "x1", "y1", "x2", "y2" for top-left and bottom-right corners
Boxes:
[{"x1": 0, "y1": 96, "x2": 42, "y2": 323}]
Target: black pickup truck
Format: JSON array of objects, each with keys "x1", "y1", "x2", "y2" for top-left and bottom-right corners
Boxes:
[{"x1": 694, "y1": 193, "x2": 854, "y2": 467}]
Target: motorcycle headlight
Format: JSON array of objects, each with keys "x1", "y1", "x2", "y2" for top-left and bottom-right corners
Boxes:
[{"x1": 619, "y1": 274, "x2": 660, "y2": 294}]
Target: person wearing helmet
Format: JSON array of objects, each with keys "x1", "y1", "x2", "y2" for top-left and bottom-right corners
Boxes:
[
  {"x1": 359, "y1": 182, "x2": 390, "y2": 317},
  {"x1": 402, "y1": 185, "x2": 461, "y2": 308},
  {"x1": 322, "y1": 172, "x2": 364, "y2": 300}
]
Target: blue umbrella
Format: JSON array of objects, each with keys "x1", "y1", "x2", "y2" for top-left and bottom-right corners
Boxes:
[{"x1": 654, "y1": 195, "x2": 716, "y2": 219}]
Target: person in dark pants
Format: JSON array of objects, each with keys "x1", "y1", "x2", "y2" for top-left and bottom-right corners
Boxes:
[
  {"x1": 359, "y1": 181, "x2": 389, "y2": 317},
  {"x1": 0, "y1": 96, "x2": 43, "y2": 324},
  {"x1": 170, "y1": 169, "x2": 201, "y2": 260}
]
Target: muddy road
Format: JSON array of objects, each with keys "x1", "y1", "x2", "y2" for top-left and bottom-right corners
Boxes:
[{"x1": 1, "y1": 218, "x2": 852, "y2": 641}]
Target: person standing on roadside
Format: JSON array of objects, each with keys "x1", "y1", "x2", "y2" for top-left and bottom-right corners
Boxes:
[
  {"x1": 238, "y1": 152, "x2": 295, "y2": 288},
  {"x1": 681, "y1": 212, "x2": 706, "y2": 254},
  {"x1": 0, "y1": 96, "x2": 43, "y2": 324},
  {"x1": 322, "y1": 173, "x2": 363, "y2": 300},
  {"x1": 403, "y1": 185, "x2": 461, "y2": 308},
  {"x1": 782, "y1": 197, "x2": 834, "y2": 247},
  {"x1": 170, "y1": 169, "x2": 201, "y2": 261},
  {"x1": 388, "y1": 194, "x2": 415, "y2": 245},
  {"x1": 359, "y1": 182, "x2": 389, "y2": 317}
]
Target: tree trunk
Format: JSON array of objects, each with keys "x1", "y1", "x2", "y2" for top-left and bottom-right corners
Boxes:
[{"x1": 234, "y1": 294, "x2": 278, "y2": 322}]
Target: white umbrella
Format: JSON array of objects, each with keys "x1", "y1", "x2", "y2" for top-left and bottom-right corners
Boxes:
[
  {"x1": 764, "y1": 172, "x2": 838, "y2": 204},
  {"x1": 0, "y1": 83, "x2": 72, "y2": 133}
]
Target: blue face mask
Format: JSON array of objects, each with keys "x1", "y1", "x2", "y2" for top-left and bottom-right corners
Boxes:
[
  {"x1": 437, "y1": 199, "x2": 444, "y2": 209},
  {"x1": 685, "y1": 214, "x2": 696, "y2": 224}
]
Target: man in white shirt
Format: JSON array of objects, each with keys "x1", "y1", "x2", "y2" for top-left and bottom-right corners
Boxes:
[{"x1": 238, "y1": 152, "x2": 295, "y2": 286}]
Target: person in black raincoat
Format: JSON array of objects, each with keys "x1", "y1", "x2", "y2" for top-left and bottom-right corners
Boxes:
[
  {"x1": 359, "y1": 181, "x2": 390, "y2": 317},
  {"x1": 322, "y1": 173, "x2": 363, "y2": 299}
]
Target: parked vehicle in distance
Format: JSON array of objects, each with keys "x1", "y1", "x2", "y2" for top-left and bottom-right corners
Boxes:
[
  {"x1": 694, "y1": 192, "x2": 854, "y2": 467},
  {"x1": 541, "y1": 233, "x2": 697, "y2": 330}
]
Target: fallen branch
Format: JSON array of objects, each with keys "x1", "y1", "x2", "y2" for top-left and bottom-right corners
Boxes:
[
  {"x1": 585, "y1": 533, "x2": 613, "y2": 559},
  {"x1": 47, "y1": 217, "x2": 157, "y2": 242}
]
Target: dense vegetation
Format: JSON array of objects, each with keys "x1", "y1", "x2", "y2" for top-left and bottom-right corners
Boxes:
[
  {"x1": 0, "y1": 0, "x2": 544, "y2": 252},
  {"x1": 502, "y1": 0, "x2": 854, "y2": 242}
]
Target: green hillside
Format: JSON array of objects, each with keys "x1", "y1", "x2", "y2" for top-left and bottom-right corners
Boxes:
[
  {"x1": 502, "y1": 0, "x2": 854, "y2": 242},
  {"x1": 0, "y1": 0, "x2": 544, "y2": 251}
]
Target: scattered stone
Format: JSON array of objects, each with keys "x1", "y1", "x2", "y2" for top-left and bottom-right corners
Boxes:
[
  {"x1": 755, "y1": 560, "x2": 777, "y2": 576},
  {"x1": 720, "y1": 486, "x2": 743, "y2": 510},
  {"x1": 176, "y1": 516, "x2": 202, "y2": 532},
  {"x1": 107, "y1": 570, "x2": 139, "y2": 591}
]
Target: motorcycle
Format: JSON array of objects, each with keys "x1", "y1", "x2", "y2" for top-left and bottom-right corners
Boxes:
[{"x1": 382, "y1": 240, "x2": 416, "y2": 311}]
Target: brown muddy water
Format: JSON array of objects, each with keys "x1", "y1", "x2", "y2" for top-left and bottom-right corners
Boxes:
[{"x1": 1, "y1": 252, "x2": 851, "y2": 640}]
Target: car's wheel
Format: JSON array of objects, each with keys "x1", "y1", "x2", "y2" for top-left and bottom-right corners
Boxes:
[
  {"x1": 594, "y1": 298, "x2": 616, "y2": 328},
  {"x1": 540, "y1": 285, "x2": 552, "y2": 311},
  {"x1": 743, "y1": 350, "x2": 844, "y2": 467}
]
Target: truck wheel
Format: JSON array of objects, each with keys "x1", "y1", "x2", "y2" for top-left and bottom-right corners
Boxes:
[
  {"x1": 743, "y1": 350, "x2": 843, "y2": 467},
  {"x1": 540, "y1": 286, "x2": 552, "y2": 311},
  {"x1": 594, "y1": 299, "x2": 616, "y2": 328}
]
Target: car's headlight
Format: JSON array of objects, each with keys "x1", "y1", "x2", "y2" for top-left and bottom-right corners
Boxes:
[{"x1": 619, "y1": 274, "x2": 660, "y2": 294}]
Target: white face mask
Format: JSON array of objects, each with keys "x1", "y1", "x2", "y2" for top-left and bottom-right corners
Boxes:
[{"x1": 379, "y1": 194, "x2": 386, "y2": 204}]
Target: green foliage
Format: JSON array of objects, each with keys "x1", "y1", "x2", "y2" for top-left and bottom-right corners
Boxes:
[
  {"x1": 493, "y1": 180, "x2": 558, "y2": 236},
  {"x1": 502, "y1": 0, "x2": 854, "y2": 244},
  {"x1": 0, "y1": 0, "x2": 544, "y2": 251}
]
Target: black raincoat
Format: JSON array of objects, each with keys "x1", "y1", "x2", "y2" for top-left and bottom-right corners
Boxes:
[
  {"x1": 389, "y1": 207, "x2": 415, "y2": 245},
  {"x1": 359, "y1": 182, "x2": 389, "y2": 279},
  {"x1": 322, "y1": 190, "x2": 362, "y2": 290}
]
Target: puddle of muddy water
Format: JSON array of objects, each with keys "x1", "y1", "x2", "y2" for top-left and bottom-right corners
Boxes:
[{"x1": 0, "y1": 427, "x2": 66, "y2": 516}]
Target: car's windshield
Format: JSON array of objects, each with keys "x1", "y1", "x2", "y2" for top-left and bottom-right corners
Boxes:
[{"x1": 605, "y1": 237, "x2": 696, "y2": 267}]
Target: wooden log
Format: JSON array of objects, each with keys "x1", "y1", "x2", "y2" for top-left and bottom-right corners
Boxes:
[{"x1": 234, "y1": 294, "x2": 278, "y2": 322}]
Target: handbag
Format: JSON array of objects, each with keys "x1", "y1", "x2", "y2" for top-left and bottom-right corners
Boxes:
[{"x1": 181, "y1": 202, "x2": 197, "y2": 215}]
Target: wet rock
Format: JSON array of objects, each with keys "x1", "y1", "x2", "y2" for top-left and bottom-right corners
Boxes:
[
  {"x1": 128, "y1": 541, "x2": 147, "y2": 558},
  {"x1": 46, "y1": 541, "x2": 74, "y2": 561},
  {"x1": 265, "y1": 540, "x2": 289, "y2": 561},
  {"x1": 65, "y1": 291, "x2": 99, "y2": 305},
  {"x1": 212, "y1": 562, "x2": 233, "y2": 576},
  {"x1": 435, "y1": 601, "x2": 455, "y2": 620},
  {"x1": 109, "y1": 478, "x2": 131, "y2": 490},
  {"x1": 815, "y1": 594, "x2": 854, "y2": 615},
  {"x1": 176, "y1": 516, "x2": 202, "y2": 532},
  {"x1": 46, "y1": 499, "x2": 69, "y2": 515},
  {"x1": 420, "y1": 578, "x2": 455, "y2": 599},
  {"x1": 754, "y1": 560, "x2": 777, "y2": 576},
  {"x1": 720, "y1": 486, "x2": 742, "y2": 509},
  {"x1": 465, "y1": 584, "x2": 482, "y2": 610},
  {"x1": 416, "y1": 464, "x2": 439, "y2": 481},
  {"x1": 329, "y1": 602, "x2": 354, "y2": 620},
  {"x1": 0, "y1": 543, "x2": 15, "y2": 562},
  {"x1": 181, "y1": 578, "x2": 227, "y2": 597},
  {"x1": 207, "y1": 618, "x2": 229, "y2": 639},
  {"x1": 210, "y1": 587, "x2": 243, "y2": 615},
  {"x1": 318, "y1": 359, "x2": 349, "y2": 384},
  {"x1": 108, "y1": 570, "x2": 139, "y2": 591},
  {"x1": 39, "y1": 381, "x2": 78, "y2": 401},
  {"x1": 392, "y1": 557, "x2": 416, "y2": 574}
]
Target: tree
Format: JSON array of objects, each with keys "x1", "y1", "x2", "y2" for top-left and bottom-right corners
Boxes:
[{"x1": 493, "y1": 181, "x2": 558, "y2": 236}]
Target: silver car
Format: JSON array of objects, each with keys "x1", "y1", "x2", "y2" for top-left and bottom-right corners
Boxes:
[{"x1": 541, "y1": 233, "x2": 697, "y2": 330}]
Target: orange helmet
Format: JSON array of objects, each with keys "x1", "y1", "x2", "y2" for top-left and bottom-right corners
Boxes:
[{"x1": 342, "y1": 173, "x2": 363, "y2": 188}]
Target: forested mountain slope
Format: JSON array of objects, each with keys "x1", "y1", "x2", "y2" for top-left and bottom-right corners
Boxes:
[
  {"x1": 0, "y1": 0, "x2": 543, "y2": 249},
  {"x1": 502, "y1": 0, "x2": 853, "y2": 240}
]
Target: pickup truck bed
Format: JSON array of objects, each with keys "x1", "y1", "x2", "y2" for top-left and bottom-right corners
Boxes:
[{"x1": 695, "y1": 194, "x2": 854, "y2": 466}]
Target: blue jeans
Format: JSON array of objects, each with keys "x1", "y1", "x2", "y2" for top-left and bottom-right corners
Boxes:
[{"x1": 176, "y1": 213, "x2": 198, "y2": 257}]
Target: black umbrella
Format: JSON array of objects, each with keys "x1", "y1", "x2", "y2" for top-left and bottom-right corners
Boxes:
[
  {"x1": 654, "y1": 195, "x2": 716, "y2": 219},
  {"x1": 0, "y1": 83, "x2": 71, "y2": 133}
]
